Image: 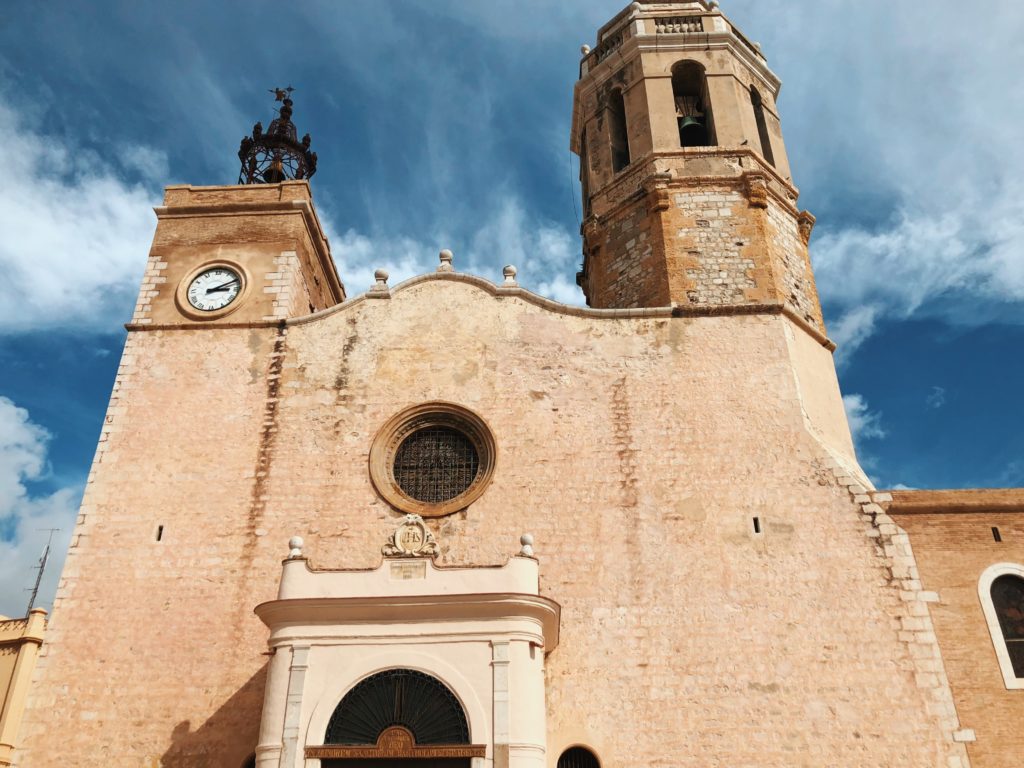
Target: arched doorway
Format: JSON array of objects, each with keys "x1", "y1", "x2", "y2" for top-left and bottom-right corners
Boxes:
[{"x1": 306, "y1": 669, "x2": 486, "y2": 767}]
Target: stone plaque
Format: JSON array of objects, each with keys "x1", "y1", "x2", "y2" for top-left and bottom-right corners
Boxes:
[{"x1": 390, "y1": 561, "x2": 426, "y2": 580}]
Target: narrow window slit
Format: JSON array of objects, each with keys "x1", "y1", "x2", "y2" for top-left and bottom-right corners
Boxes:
[
  {"x1": 753, "y1": 517, "x2": 761, "y2": 534},
  {"x1": 993, "y1": 526, "x2": 1002, "y2": 543},
  {"x1": 156, "y1": 525, "x2": 164, "y2": 542}
]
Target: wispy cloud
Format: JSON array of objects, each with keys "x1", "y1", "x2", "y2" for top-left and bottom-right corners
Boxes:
[
  {"x1": 843, "y1": 393, "x2": 886, "y2": 443},
  {"x1": 926, "y1": 386, "x2": 947, "y2": 410},
  {"x1": 323, "y1": 195, "x2": 583, "y2": 305},
  {"x1": 0, "y1": 99, "x2": 161, "y2": 334},
  {"x1": 0, "y1": 397, "x2": 78, "y2": 616},
  {"x1": 755, "y1": 0, "x2": 1024, "y2": 358},
  {"x1": 843, "y1": 393, "x2": 887, "y2": 482}
]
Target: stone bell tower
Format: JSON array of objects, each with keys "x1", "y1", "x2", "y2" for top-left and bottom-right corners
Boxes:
[{"x1": 572, "y1": 0, "x2": 821, "y2": 332}]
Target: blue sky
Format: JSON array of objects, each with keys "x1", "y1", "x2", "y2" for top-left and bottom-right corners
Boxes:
[{"x1": 1, "y1": 0, "x2": 1022, "y2": 615}]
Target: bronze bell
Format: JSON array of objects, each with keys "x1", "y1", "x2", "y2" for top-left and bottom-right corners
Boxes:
[
  {"x1": 263, "y1": 156, "x2": 286, "y2": 183},
  {"x1": 679, "y1": 115, "x2": 707, "y2": 147},
  {"x1": 679, "y1": 115, "x2": 704, "y2": 131}
]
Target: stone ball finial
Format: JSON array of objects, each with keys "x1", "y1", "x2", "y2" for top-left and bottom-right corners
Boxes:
[
  {"x1": 503, "y1": 265, "x2": 518, "y2": 285},
  {"x1": 580, "y1": 44, "x2": 591, "y2": 56},
  {"x1": 710, "y1": 0, "x2": 720, "y2": 8},
  {"x1": 519, "y1": 533, "x2": 535, "y2": 557},
  {"x1": 288, "y1": 536, "x2": 304, "y2": 559},
  {"x1": 371, "y1": 269, "x2": 390, "y2": 292},
  {"x1": 437, "y1": 249, "x2": 455, "y2": 273},
  {"x1": 629, "y1": 1, "x2": 642, "y2": 12}
]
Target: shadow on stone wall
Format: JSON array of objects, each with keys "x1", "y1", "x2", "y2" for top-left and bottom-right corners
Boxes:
[{"x1": 161, "y1": 662, "x2": 267, "y2": 768}]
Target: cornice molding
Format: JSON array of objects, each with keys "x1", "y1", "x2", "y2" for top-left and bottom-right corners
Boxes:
[
  {"x1": 255, "y1": 592, "x2": 561, "y2": 650},
  {"x1": 885, "y1": 488, "x2": 1024, "y2": 515},
  {"x1": 127, "y1": 272, "x2": 835, "y2": 350}
]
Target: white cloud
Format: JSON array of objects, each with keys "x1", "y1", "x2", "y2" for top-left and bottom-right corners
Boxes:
[
  {"x1": 323, "y1": 195, "x2": 584, "y2": 305},
  {"x1": 814, "y1": 196, "x2": 1024, "y2": 357},
  {"x1": 745, "y1": 0, "x2": 1024, "y2": 357},
  {"x1": 843, "y1": 394, "x2": 886, "y2": 444},
  {"x1": 0, "y1": 397, "x2": 78, "y2": 617},
  {"x1": 0, "y1": 100, "x2": 162, "y2": 333},
  {"x1": 329, "y1": 229, "x2": 433, "y2": 297}
]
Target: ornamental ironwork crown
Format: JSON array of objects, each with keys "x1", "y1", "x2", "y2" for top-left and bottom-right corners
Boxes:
[{"x1": 237, "y1": 85, "x2": 317, "y2": 184}]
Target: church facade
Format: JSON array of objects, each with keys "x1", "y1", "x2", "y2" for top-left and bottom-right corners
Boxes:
[{"x1": 13, "y1": 2, "x2": 1024, "y2": 767}]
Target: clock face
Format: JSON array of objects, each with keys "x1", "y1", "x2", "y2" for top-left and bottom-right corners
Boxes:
[{"x1": 186, "y1": 267, "x2": 242, "y2": 311}]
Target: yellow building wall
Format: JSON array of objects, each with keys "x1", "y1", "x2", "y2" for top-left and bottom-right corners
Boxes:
[{"x1": 0, "y1": 611, "x2": 46, "y2": 767}]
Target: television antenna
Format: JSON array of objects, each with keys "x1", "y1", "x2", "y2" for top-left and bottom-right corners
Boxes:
[{"x1": 25, "y1": 528, "x2": 59, "y2": 615}]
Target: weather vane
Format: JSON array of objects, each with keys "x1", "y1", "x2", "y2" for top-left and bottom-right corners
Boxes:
[{"x1": 236, "y1": 85, "x2": 317, "y2": 184}]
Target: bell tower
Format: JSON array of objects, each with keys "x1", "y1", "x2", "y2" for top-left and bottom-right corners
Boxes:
[{"x1": 572, "y1": 0, "x2": 822, "y2": 332}]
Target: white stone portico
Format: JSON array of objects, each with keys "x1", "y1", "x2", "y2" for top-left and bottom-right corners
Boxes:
[{"x1": 254, "y1": 526, "x2": 560, "y2": 768}]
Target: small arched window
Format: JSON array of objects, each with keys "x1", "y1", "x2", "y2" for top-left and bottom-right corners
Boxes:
[
  {"x1": 979, "y1": 563, "x2": 1024, "y2": 689},
  {"x1": 750, "y1": 86, "x2": 776, "y2": 167},
  {"x1": 993, "y1": 575, "x2": 1024, "y2": 676},
  {"x1": 558, "y1": 746, "x2": 601, "y2": 768},
  {"x1": 672, "y1": 61, "x2": 715, "y2": 147},
  {"x1": 608, "y1": 89, "x2": 630, "y2": 173}
]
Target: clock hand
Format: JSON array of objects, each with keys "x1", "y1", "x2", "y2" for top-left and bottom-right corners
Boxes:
[{"x1": 205, "y1": 279, "x2": 240, "y2": 294}]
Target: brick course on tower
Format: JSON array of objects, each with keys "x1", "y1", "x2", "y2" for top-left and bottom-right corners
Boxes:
[{"x1": 11, "y1": 3, "x2": 1024, "y2": 768}]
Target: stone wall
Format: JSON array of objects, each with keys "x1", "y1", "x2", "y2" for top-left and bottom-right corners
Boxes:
[
  {"x1": 765, "y1": 197, "x2": 822, "y2": 328},
  {"x1": 672, "y1": 185, "x2": 757, "y2": 305},
  {"x1": 18, "y1": 277, "x2": 968, "y2": 767},
  {"x1": 585, "y1": 198, "x2": 666, "y2": 309}
]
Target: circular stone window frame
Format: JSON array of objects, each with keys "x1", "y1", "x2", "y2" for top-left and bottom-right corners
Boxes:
[
  {"x1": 369, "y1": 402, "x2": 496, "y2": 518},
  {"x1": 174, "y1": 259, "x2": 252, "y2": 321}
]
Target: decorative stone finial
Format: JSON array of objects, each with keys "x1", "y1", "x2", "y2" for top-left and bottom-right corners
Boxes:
[
  {"x1": 383, "y1": 514, "x2": 439, "y2": 558},
  {"x1": 580, "y1": 44, "x2": 591, "y2": 56},
  {"x1": 629, "y1": 1, "x2": 642, "y2": 13},
  {"x1": 709, "y1": 0, "x2": 720, "y2": 9},
  {"x1": 371, "y1": 269, "x2": 390, "y2": 292},
  {"x1": 502, "y1": 265, "x2": 518, "y2": 285},
  {"x1": 288, "y1": 536, "x2": 304, "y2": 559},
  {"x1": 437, "y1": 249, "x2": 454, "y2": 273},
  {"x1": 519, "y1": 533, "x2": 535, "y2": 558}
]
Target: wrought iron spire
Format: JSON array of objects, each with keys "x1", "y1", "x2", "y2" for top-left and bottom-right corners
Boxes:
[{"x1": 237, "y1": 85, "x2": 317, "y2": 184}]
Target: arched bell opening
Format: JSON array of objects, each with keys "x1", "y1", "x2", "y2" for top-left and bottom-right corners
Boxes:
[
  {"x1": 308, "y1": 669, "x2": 486, "y2": 767},
  {"x1": 672, "y1": 61, "x2": 715, "y2": 148},
  {"x1": 608, "y1": 88, "x2": 631, "y2": 173},
  {"x1": 750, "y1": 86, "x2": 776, "y2": 167}
]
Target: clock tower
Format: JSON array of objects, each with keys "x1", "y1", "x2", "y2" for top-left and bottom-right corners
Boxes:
[{"x1": 131, "y1": 94, "x2": 344, "y2": 330}]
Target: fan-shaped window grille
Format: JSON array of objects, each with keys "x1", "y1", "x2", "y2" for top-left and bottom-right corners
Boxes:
[
  {"x1": 992, "y1": 575, "x2": 1024, "y2": 677},
  {"x1": 394, "y1": 427, "x2": 480, "y2": 504},
  {"x1": 325, "y1": 669, "x2": 470, "y2": 746},
  {"x1": 558, "y1": 746, "x2": 601, "y2": 768}
]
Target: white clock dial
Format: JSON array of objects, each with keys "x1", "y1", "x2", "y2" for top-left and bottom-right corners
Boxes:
[{"x1": 186, "y1": 267, "x2": 242, "y2": 311}]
